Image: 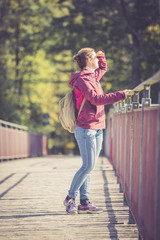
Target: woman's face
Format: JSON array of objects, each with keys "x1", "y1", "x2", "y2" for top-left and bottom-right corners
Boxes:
[{"x1": 90, "y1": 52, "x2": 99, "y2": 70}]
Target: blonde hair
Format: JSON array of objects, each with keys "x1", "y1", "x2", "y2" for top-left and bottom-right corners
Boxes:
[{"x1": 73, "y1": 48, "x2": 95, "y2": 70}]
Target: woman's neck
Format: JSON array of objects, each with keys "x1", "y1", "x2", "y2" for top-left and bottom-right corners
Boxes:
[{"x1": 86, "y1": 65, "x2": 95, "y2": 72}]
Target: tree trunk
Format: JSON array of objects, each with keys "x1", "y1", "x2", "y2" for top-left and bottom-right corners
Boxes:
[
  {"x1": 132, "y1": 33, "x2": 141, "y2": 88},
  {"x1": 120, "y1": 0, "x2": 142, "y2": 88}
]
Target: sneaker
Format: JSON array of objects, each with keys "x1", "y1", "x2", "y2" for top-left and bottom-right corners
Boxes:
[
  {"x1": 78, "y1": 201, "x2": 103, "y2": 214},
  {"x1": 63, "y1": 195, "x2": 70, "y2": 207},
  {"x1": 64, "y1": 196, "x2": 77, "y2": 215}
]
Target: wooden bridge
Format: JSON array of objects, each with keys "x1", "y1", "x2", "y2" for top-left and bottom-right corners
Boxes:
[
  {"x1": 0, "y1": 70, "x2": 160, "y2": 239},
  {"x1": 0, "y1": 155, "x2": 139, "y2": 240}
]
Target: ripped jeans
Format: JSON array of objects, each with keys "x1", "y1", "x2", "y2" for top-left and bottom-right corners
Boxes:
[{"x1": 68, "y1": 126, "x2": 103, "y2": 201}]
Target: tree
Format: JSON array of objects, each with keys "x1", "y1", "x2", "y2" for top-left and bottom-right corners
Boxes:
[
  {"x1": 0, "y1": 0, "x2": 159, "y2": 154},
  {"x1": 120, "y1": 0, "x2": 160, "y2": 87}
]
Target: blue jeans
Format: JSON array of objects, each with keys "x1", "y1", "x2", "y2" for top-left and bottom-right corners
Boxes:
[{"x1": 68, "y1": 126, "x2": 103, "y2": 201}]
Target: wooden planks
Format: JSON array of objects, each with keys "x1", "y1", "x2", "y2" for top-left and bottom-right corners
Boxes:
[{"x1": 0, "y1": 155, "x2": 139, "y2": 239}]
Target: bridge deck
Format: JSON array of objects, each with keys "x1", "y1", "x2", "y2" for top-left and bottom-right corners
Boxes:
[{"x1": 0, "y1": 155, "x2": 139, "y2": 240}]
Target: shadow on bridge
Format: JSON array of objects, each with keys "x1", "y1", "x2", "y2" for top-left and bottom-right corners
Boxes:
[{"x1": 0, "y1": 155, "x2": 139, "y2": 240}]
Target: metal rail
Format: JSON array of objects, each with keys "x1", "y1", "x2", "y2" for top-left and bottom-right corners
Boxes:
[
  {"x1": 114, "y1": 69, "x2": 160, "y2": 112},
  {"x1": 131, "y1": 69, "x2": 160, "y2": 92},
  {"x1": 104, "y1": 69, "x2": 160, "y2": 240},
  {"x1": 0, "y1": 120, "x2": 28, "y2": 130},
  {"x1": 0, "y1": 120, "x2": 48, "y2": 160}
]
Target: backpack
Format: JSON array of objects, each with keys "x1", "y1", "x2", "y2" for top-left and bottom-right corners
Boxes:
[{"x1": 59, "y1": 89, "x2": 86, "y2": 133}]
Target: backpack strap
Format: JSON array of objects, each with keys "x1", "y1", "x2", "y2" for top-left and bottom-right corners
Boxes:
[
  {"x1": 77, "y1": 97, "x2": 86, "y2": 120},
  {"x1": 73, "y1": 88, "x2": 86, "y2": 121}
]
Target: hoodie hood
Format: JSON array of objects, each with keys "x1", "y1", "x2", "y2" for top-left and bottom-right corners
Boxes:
[
  {"x1": 69, "y1": 66, "x2": 94, "y2": 88},
  {"x1": 69, "y1": 72, "x2": 80, "y2": 88}
]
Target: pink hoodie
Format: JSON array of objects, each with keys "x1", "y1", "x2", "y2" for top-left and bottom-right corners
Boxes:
[{"x1": 69, "y1": 56, "x2": 125, "y2": 129}]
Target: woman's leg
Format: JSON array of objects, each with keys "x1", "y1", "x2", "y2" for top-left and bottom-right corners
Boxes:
[
  {"x1": 79, "y1": 129, "x2": 103, "y2": 203},
  {"x1": 68, "y1": 127, "x2": 103, "y2": 200}
]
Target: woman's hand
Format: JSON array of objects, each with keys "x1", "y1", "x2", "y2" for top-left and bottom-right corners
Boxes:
[
  {"x1": 96, "y1": 50, "x2": 105, "y2": 58},
  {"x1": 123, "y1": 89, "x2": 132, "y2": 96}
]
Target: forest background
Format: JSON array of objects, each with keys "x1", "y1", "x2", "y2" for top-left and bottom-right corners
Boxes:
[{"x1": 0, "y1": 0, "x2": 160, "y2": 154}]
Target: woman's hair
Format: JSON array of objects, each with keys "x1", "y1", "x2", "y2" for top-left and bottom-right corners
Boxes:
[{"x1": 73, "y1": 48, "x2": 95, "y2": 70}]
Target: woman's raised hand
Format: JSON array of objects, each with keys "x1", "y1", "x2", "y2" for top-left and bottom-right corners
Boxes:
[{"x1": 96, "y1": 50, "x2": 105, "y2": 58}]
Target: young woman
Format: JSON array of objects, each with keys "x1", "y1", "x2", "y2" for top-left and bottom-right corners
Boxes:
[{"x1": 64, "y1": 48, "x2": 131, "y2": 214}]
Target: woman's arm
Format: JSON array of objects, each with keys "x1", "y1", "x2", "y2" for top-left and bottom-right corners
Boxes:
[
  {"x1": 75, "y1": 77, "x2": 126, "y2": 106},
  {"x1": 95, "y1": 50, "x2": 107, "y2": 82},
  {"x1": 85, "y1": 89, "x2": 126, "y2": 106}
]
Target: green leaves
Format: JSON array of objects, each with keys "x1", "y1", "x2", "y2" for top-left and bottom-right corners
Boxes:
[{"x1": 0, "y1": 0, "x2": 159, "y2": 153}]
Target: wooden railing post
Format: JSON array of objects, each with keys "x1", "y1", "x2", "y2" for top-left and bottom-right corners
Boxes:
[
  {"x1": 132, "y1": 91, "x2": 139, "y2": 109},
  {"x1": 142, "y1": 85, "x2": 151, "y2": 107},
  {"x1": 126, "y1": 95, "x2": 132, "y2": 111}
]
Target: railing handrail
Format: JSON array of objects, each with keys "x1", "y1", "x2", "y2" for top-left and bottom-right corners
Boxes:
[
  {"x1": 130, "y1": 69, "x2": 160, "y2": 94},
  {"x1": 113, "y1": 69, "x2": 160, "y2": 111},
  {"x1": 0, "y1": 119, "x2": 28, "y2": 131},
  {"x1": 105, "y1": 69, "x2": 160, "y2": 238}
]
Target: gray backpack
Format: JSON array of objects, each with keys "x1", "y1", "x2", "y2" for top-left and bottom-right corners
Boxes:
[{"x1": 59, "y1": 90, "x2": 86, "y2": 133}]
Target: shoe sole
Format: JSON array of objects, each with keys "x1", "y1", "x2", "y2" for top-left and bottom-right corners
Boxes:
[
  {"x1": 67, "y1": 211, "x2": 78, "y2": 215},
  {"x1": 78, "y1": 209, "x2": 103, "y2": 214}
]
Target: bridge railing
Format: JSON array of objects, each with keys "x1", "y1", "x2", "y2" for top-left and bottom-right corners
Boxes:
[
  {"x1": 0, "y1": 120, "x2": 48, "y2": 160},
  {"x1": 104, "y1": 69, "x2": 160, "y2": 240}
]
